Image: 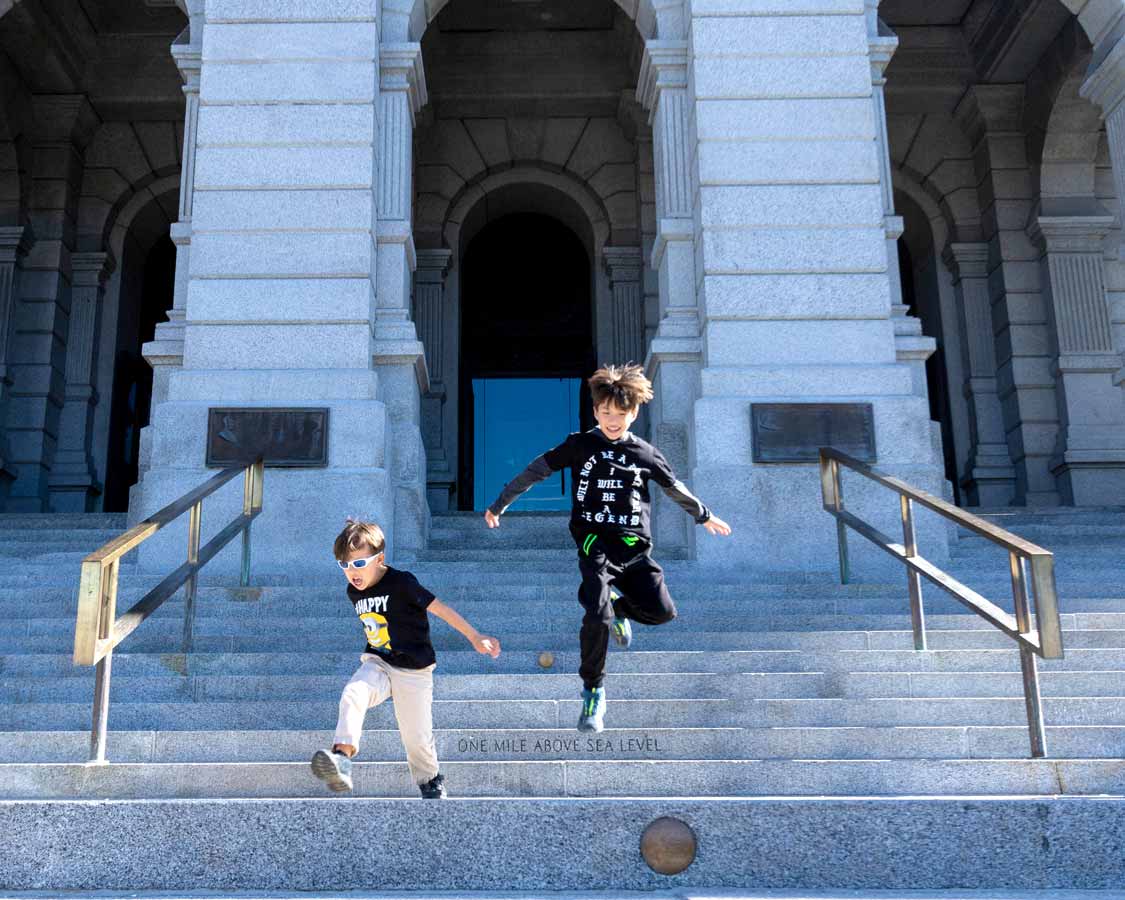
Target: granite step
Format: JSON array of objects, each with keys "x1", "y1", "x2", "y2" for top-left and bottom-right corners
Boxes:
[
  {"x1": 0, "y1": 697, "x2": 737, "y2": 731},
  {"x1": 2, "y1": 797, "x2": 1124, "y2": 892},
  {"x1": 6, "y1": 669, "x2": 1125, "y2": 705},
  {"x1": 3, "y1": 756, "x2": 1123, "y2": 800},
  {"x1": 8, "y1": 645, "x2": 1125, "y2": 677},
  {"x1": 3, "y1": 724, "x2": 1123, "y2": 764},
  {"x1": 6, "y1": 627, "x2": 1125, "y2": 655}
]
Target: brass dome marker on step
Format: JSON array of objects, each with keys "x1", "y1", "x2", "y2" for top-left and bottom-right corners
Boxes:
[
  {"x1": 537, "y1": 651, "x2": 554, "y2": 669},
  {"x1": 640, "y1": 817, "x2": 696, "y2": 875}
]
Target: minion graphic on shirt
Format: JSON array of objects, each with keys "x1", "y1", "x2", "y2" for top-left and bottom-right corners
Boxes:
[{"x1": 359, "y1": 612, "x2": 391, "y2": 650}]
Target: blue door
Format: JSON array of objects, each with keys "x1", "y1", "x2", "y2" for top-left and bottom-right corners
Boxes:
[{"x1": 473, "y1": 377, "x2": 580, "y2": 511}]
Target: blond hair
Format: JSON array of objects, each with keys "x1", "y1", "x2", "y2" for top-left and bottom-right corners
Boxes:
[
  {"x1": 333, "y1": 518, "x2": 386, "y2": 560},
  {"x1": 588, "y1": 363, "x2": 654, "y2": 412}
]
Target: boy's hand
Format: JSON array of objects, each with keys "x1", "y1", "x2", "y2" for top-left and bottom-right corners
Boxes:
[
  {"x1": 484, "y1": 510, "x2": 500, "y2": 529},
  {"x1": 703, "y1": 514, "x2": 732, "y2": 536},
  {"x1": 472, "y1": 633, "x2": 501, "y2": 658}
]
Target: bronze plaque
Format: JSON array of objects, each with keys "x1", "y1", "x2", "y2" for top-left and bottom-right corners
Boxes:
[
  {"x1": 206, "y1": 408, "x2": 329, "y2": 468},
  {"x1": 751, "y1": 403, "x2": 876, "y2": 464}
]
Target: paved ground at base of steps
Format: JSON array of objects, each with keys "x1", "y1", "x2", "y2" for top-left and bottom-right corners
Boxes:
[{"x1": 3, "y1": 891, "x2": 1125, "y2": 899}]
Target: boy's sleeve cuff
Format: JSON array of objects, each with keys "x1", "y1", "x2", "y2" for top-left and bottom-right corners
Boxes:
[{"x1": 695, "y1": 508, "x2": 711, "y2": 525}]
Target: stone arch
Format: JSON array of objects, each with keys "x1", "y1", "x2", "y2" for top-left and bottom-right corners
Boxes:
[
  {"x1": 90, "y1": 176, "x2": 179, "y2": 510},
  {"x1": 877, "y1": 0, "x2": 1125, "y2": 47},
  {"x1": 1039, "y1": 69, "x2": 1105, "y2": 206},
  {"x1": 442, "y1": 166, "x2": 612, "y2": 257},
  {"x1": 76, "y1": 121, "x2": 183, "y2": 252},
  {"x1": 381, "y1": 0, "x2": 683, "y2": 43}
]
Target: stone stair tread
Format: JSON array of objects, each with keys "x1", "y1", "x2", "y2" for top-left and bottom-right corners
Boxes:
[{"x1": 3, "y1": 756, "x2": 1124, "y2": 800}]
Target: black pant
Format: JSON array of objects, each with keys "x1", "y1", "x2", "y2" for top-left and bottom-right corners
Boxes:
[{"x1": 574, "y1": 531, "x2": 677, "y2": 690}]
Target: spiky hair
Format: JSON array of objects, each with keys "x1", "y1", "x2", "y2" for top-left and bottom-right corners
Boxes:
[
  {"x1": 588, "y1": 363, "x2": 654, "y2": 412},
  {"x1": 333, "y1": 518, "x2": 386, "y2": 560}
]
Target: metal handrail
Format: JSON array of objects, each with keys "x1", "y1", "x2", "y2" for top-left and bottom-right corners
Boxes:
[
  {"x1": 818, "y1": 447, "x2": 1063, "y2": 758},
  {"x1": 73, "y1": 458, "x2": 264, "y2": 763}
]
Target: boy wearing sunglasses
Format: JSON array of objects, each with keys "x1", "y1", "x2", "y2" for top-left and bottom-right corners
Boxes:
[{"x1": 311, "y1": 519, "x2": 501, "y2": 798}]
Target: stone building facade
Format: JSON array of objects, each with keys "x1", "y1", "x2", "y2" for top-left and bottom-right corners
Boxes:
[{"x1": 1, "y1": 0, "x2": 1125, "y2": 575}]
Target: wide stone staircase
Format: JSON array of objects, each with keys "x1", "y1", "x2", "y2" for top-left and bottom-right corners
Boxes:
[{"x1": 1, "y1": 507, "x2": 1125, "y2": 892}]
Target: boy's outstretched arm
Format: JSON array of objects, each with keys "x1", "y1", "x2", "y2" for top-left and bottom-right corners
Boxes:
[
  {"x1": 484, "y1": 435, "x2": 577, "y2": 528},
  {"x1": 652, "y1": 449, "x2": 733, "y2": 537},
  {"x1": 428, "y1": 599, "x2": 501, "y2": 657}
]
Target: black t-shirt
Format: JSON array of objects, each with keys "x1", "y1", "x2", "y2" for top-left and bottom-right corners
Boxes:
[
  {"x1": 345, "y1": 567, "x2": 436, "y2": 670},
  {"x1": 545, "y1": 430, "x2": 708, "y2": 538}
]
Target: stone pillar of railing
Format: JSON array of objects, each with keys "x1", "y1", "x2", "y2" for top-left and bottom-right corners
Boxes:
[
  {"x1": 1029, "y1": 215, "x2": 1125, "y2": 505},
  {"x1": 134, "y1": 32, "x2": 199, "y2": 502},
  {"x1": 638, "y1": 40, "x2": 700, "y2": 558},
  {"x1": 415, "y1": 248, "x2": 454, "y2": 511},
  {"x1": 376, "y1": 43, "x2": 430, "y2": 553},
  {"x1": 943, "y1": 242, "x2": 1017, "y2": 506},
  {"x1": 0, "y1": 226, "x2": 32, "y2": 501},
  {"x1": 603, "y1": 247, "x2": 644, "y2": 366},
  {"x1": 48, "y1": 251, "x2": 114, "y2": 511}
]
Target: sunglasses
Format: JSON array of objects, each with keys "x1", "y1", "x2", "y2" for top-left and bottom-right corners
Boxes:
[{"x1": 337, "y1": 553, "x2": 382, "y2": 571}]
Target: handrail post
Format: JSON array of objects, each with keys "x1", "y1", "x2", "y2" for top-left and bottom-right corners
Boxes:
[
  {"x1": 182, "y1": 501, "x2": 202, "y2": 654},
  {"x1": 88, "y1": 559, "x2": 119, "y2": 764},
  {"x1": 900, "y1": 495, "x2": 927, "y2": 652},
  {"x1": 1011, "y1": 552, "x2": 1048, "y2": 758},
  {"x1": 830, "y1": 458, "x2": 850, "y2": 585},
  {"x1": 241, "y1": 463, "x2": 253, "y2": 587}
]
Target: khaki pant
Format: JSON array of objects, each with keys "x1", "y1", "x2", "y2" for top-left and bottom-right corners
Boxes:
[{"x1": 333, "y1": 653, "x2": 439, "y2": 785}]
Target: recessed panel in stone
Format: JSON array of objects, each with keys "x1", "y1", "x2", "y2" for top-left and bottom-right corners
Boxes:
[
  {"x1": 206, "y1": 408, "x2": 329, "y2": 468},
  {"x1": 751, "y1": 403, "x2": 876, "y2": 464}
]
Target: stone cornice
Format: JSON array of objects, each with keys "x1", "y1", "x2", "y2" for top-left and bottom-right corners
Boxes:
[
  {"x1": 414, "y1": 248, "x2": 452, "y2": 281},
  {"x1": 868, "y1": 34, "x2": 898, "y2": 78},
  {"x1": 380, "y1": 43, "x2": 427, "y2": 117},
  {"x1": 171, "y1": 31, "x2": 202, "y2": 90},
  {"x1": 943, "y1": 242, "x2": 990, "y2": 280},
  {"x1": 637, "y1": 40, "x2": 688, "y2": 116},
  {"x1": 603, "y1": 246, "x2": 643, "y2": 279},
  {"x1": 1029, "y1": 216, "x2": 1115, "y2": 253},
  {"x1": 1082, "y1": 34, "x2": 1125, "y2": 119},
  {"x1": 0, "y1": 225, "x2": 34, "y2": 263},
  {"x1": 70, "y1": 251, "x2": 116, "y2": 288}
]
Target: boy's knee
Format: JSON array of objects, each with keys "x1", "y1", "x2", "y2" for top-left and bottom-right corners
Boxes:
[
  {"x1": 339, "y1": 682, "x2": 369, "y2": 708},
  {"x1": 656, "y1": 602, "x2": 677, "y2": 624}
]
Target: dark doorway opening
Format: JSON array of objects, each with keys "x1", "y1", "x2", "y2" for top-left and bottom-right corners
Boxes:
[
  {"x1": 103, "y1": 233, "x2": 175, "y2": 511},
  {"x1": 458, "y1": 212, "x2": 596, "y2": 510},
  {"x1": 898, "y1": 239, "x2": 960, "y2": 504}
]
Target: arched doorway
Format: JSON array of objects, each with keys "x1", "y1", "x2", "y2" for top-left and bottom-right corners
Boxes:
[
  {"x1": 458, "y1": 211, "x2": 595, "y2": 510},
  {"x1": 96, "y1": 192, "x2": 178, "y2": 512}
]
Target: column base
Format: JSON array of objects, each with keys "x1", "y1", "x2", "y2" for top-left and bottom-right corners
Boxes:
[
  {"x1": 961, "y1": 449, "x2": 1017, "y2": 507},
  {"x1": 375, "y1": 343, "x2": 431, "y2": 557},
  {"x1": 47, "y1": 469, "x2": 101, "y2": 513},
  {"x1": 1050, "y1": 453, "x2": 1125, "y2": 506}
]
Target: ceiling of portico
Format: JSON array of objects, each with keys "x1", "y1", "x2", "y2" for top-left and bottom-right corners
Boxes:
[
  {"x1": 0, "y1": 0, "x2": 185, "y2": 119},
  {"x1": 882, "y1": 0, "x2": 1081, "y2": 115},
  {"x1": 423, "y1": 0, "x2": 638, "y2": 118}
]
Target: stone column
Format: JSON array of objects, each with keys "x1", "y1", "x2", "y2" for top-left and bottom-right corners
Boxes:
[
  {"x1": 603, "y1": 247, "x2": 644, "y2": 365},
  {"x1": 48, "y1": 251, "x2": 114, "y2": 510},
  {"x1": 415, "y1": 248, "x2": 453, "y2": 511},
  {"x1": 956, "y1": 85, "x2": 1060, "y2": 505},
  {"x1": 1082, "y1": 35, "x2": 1125, "y2": 389},
  {"x1": 133, "y1": 32, "x2": 199, "y2": 503},
  {"x1": 868, "y1": 11, "x2": 906, "y2": 311},
  {"x1": 1029, "y1": 215, "x2": 1125, "y2": 504},
  {"x1": 7, "y1": 95, "x2": 99, "y2": 511},
  {"x1": 638, "y1": 40, "x2": 701, "y2": 559},
  {"x1": 943, "y1": 243, "x2": 1017, "y2": 506},
  {"x1": 132, "y1": 2, "x2": 390, "y2": 576},
  {"x1": 0, "y1": 226, "x2": 32, "y2": 502},
  {"x1": 376, "y1": 43, "x2": 430, "y2": 554}
]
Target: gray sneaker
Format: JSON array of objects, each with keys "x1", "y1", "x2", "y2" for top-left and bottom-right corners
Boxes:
[{"x1": 311, "y1": 749, "x2": 353, "y2": 793}]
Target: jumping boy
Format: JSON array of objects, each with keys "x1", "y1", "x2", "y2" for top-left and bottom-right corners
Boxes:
[
  {"x1": 484, "y1": 363, "x2": 731, "y2": 732},
  {"x1": 311, "y1": 519, "x2": 501, "y2": 798}
]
